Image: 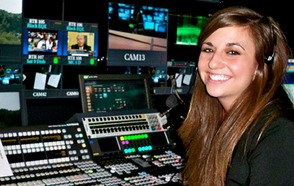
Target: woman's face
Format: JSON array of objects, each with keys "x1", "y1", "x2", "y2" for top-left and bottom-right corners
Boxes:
[{"x1": 198, "y1": 26, "x2": 258, "y2": 111}]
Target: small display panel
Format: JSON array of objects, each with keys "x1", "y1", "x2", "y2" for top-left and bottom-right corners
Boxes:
[
  {"x1": 283, "y1": 60, "x2": 294, "y2": 104},
  {"x1": 176, "y1": 15, "x2": 208, "y2": 46},
  {"x1": 27, "y1": 29, "x2": 59, "y2": 54},
  {"x1": 97, "y1": 137, "x2": 120, "y2": 153},
  {"x1": 0, "y1": 0, "x2": 22, "y2": 45},
  {"x1": 0, "y1": 91, "x2": 22, "y2": 128},
  {"x1": 63, "y1": 22, "x2": 98, "y2": 65},
  {"x1": 0, "y1": 64, "x2": 22, "y2": 86},
  {"x1": 67, "y1": 31, "x2": 95, "y2": 57},
  {"x1": 79, "y1": 75, "x2": 151, "y2": 113}
]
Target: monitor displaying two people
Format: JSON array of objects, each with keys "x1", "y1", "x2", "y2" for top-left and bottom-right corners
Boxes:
[{"x1": 28, "y1": 31, "x2": 58, "y2": 53}]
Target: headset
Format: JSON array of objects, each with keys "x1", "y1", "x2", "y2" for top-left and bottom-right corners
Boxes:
[{"x1": 265, "y1": 17, "x2": 277, "y2": 65}]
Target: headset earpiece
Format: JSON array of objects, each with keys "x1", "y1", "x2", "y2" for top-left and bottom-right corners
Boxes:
[{"x1": 266, "y1": 52, "x2": 275, "y2": 64}]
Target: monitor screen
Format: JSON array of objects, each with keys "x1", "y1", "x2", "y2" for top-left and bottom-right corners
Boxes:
[
  {"x1": 22, "y1": 19, "x2": 64, "y2": 64},
  {"x1": 26, "y1": 29, "x2": 59, "y2": 54},
  {"x1": 108, "y1": 2, "x2": 169, "y2": 66},
  {"x1": 79, "y1": 74, "x2": 151, "y2": 113},
  {"x1": 64, "y1": 31, "x2": 97, "y2": 57},
  {"x1": 176, "y1": 15, "x2": 208, "y2": 46},
  {"x1": 63, "y1": 22, "x2": 98, "y2": 65},
  {"x1": 0, "y1": 89, "x2": 27, "y2": 128},
  {"x1": 0, "y1": 64, "x2": 22, "y2": 86},
  {"x1": 283, "y1": 60, "x2": 294, "y2": 104},
  {"x1": 0, "y1": 0, "x2": 22, "y2": 45}
]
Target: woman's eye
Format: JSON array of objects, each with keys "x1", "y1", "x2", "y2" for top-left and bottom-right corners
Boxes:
[
  {"x1": 202, "y1": 48, "x2": 213, "y2": 53},
  {"x1": 227, "y1": 50, "x2": 240, "y2": 55}
]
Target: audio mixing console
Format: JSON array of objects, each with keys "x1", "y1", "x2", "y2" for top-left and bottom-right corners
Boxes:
[{"x1": 0, "y1": 110, "x2": 184, "y2": 185}]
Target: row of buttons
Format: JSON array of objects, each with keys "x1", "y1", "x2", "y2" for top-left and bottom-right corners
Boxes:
[
  {"x1": 91, "y1": 124, "x2": 150, "y2": 135},
  {"x1": 86, "y1": 114, "x2": 144, "y2": 123},
  {"x1": 0, "y1": 129, "x2": 64, "y2": 138}
]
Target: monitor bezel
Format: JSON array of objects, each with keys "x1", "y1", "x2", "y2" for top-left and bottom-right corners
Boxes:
[{"x1": 79, "y1": 74, "x2": 152, "y2": 113}]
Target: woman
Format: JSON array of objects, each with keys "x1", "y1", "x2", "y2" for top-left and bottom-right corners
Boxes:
[{"x1": 178, "y1": 6, "x2": 294, "y2": 185}]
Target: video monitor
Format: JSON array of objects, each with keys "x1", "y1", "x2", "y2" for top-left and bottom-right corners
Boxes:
[
  {"x1": 0, "y1": 64, "x2": 22, "y2": 86},
  {"x1": 22, "y1": 18, "x2": 63, "y2": 64},
  {"x1": 283, "y1": 60, "x2": 294, "y2": 104},
  {"x1": 26, "y1": 29, "x2": 59, "y2": 54},
  {"x1": 0, "y1": 0, "x2": 22, "y2": 62},
  {"x1": 108, "y1": 2, "x2": 169, "y2": 66},
  {"x1": 63, "y1": 22, "x2": 98, "y2": 65},
  {"x1": 0, "y1": 88, "x2": 27, "y2": 128},
  {"x1": 176, "y1": 15, "x2": 208, "y2": 46},
  {"x1": 79, "y1": 74, "x2": 151, "y2": 113},
  {"x1": 0, "y1": 0, "x2": 22, "y2": 45}
]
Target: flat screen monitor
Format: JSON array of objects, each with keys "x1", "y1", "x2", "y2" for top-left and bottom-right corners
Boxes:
[
  {"x1": 108, "y1": 2, "x2": 169, "y2": 66},
  {"x1": 0, "y1": 0, "x2": 22, "y2": 62},
  {"x1": 0, "y1": 64, "x2": 22, "y2": 86},
  {"x1": 22, "y1": 19, "x2": 64, "y2": 65},
  {"x1": 283, "y1": 60, "x2": 294, "y2": 104},
  {"x1": 25, "y1": 29, "x2": 60, "y2": 55},
  {"x1": 79, "y1": 74, "x2": 151, "y2": 113},
  {"x1": 0, "y1": 88, "x2": 27, "y2": 128},
  {"x1": 63, "y1": 22, "x2": 99, "y2": 65},
  {"x1": 0, "y1": 0, "x2": 22, "y2": 45},
  {"x1": 176, "y1": 15, "x2": 208, "y2": 46}
]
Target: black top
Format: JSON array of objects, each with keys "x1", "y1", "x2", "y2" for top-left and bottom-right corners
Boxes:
[{"x1": 226, "y1": 101, "x2": 294, "y2": 185}]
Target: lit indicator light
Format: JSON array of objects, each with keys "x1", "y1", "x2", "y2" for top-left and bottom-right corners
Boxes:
[
  {"x1": 124, "y1": 148, "x2": 136, "y2": 154},
  {"x1": 90, "y1": 58, "x2": 95, "y2": 65},
  {"x1": 53, "y1": 57, "x2": 59, "y2": 64},
  {"x1": 120, "y1": 136, "x2": 124, "y2": 141},
  {"x1": 138, "y1": 145, "x2": 153, "y2": 152},
  {"x1": 129, "y1": 23, "x2": 135, "y2": 28}
]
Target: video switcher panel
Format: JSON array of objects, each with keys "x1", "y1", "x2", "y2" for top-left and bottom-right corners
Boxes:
[{"x1": 0, "y1": 110, "x2": 184, "y2": 185}]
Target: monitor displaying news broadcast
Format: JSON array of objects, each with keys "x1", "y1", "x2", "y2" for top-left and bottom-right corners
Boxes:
[
  {"x1": 27, "y1": 29, "x2": 59, "y2": 54},
  {"x1": 66, "y1": 31, "x2": 96, "y2": 57},
  {"x1": 22, "y1": 18, "x2": 98, "y2": 65}
]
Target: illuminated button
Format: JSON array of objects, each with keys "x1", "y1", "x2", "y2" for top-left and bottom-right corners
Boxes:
[{"x1": 120, "y1": 136, "x2": 124, "y2": 141}]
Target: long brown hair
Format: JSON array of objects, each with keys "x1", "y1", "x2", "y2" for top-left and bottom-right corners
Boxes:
[{"x1": 178, "y1": 6, "x2": 291, "y2": 185}]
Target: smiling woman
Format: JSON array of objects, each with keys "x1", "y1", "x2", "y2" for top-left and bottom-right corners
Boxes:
[
  {"x1": 198, "y1": 26, "x2": 257, "y2": 111},
  {"x1": 178, "y1": 6, "x2": 294, "y2": 186}
]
